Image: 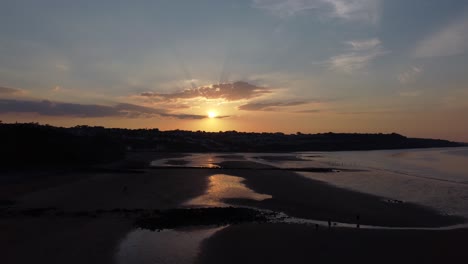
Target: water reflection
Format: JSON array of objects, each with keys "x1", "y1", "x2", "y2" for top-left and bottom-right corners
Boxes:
[
  {"x1": 150, "y1": 154, "x2": 222, "y2": 168},
  {"x1": 116, "y1": 226, "x2": 225, "y2": 264},
  {"x1": 185, "y1": 174, "x2": 272, "y2": 207}
]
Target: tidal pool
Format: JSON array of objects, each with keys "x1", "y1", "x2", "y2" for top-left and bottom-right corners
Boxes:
[
  {"x1": 185, "y1": 174, "x2": 272, "y2": 207},
  {"x1": 116, "y1": 226, "x2": 225, "y2": 264}
]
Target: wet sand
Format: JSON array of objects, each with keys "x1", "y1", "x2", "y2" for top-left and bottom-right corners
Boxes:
[
  {"x1": 0, "y1": 152, "x2": 466, "y2": 263},
  {"x1": 254, "y1": 155, "x2": 306, "y2": 161},
  {"x1": 218, "y1": 161, "x2": 462, "y2": 227},
  {"x1": 13, "y1": 169, "x2": 211, "y2": 211},
  {"x1": 215, "y1": 154, "x2": 245, "y2": 160},
  {"x1": 0, "y1": 158, "x2": 212, "y2": 264},
  {"x1": 1, "y1": 216, "x2": 130, "y2": 264},
  {"x1": 197, "y1": 223, "x2": 468, "y2": 264},
  {"x1": 165, "y1": 159, "x2": 190, "y2": 166}
]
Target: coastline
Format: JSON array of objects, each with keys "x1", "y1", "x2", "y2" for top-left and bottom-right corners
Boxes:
[
  {"x1": 196, "y1": 223, "x2": 468, "y2": 264},
  {"x1": 0, "y1": 163, "x2": 211, "y2": 264},
  {"x1": 1, "y1": 151, "x2": 467, "y2": 263},
  {"x1": 217, "y1": 161, "x2": 463, "y2": 227}
]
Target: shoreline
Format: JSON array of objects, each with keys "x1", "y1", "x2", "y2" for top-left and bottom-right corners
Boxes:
[
  {"x1": 216, "y1": 161, "x2": 464, "y2": 227},
  {"x1": 1, "y1": 151, "x2": 467, "y2": 263},
  {"x1": 196, "y1": 223, "x2": 468, "y2": 264}
]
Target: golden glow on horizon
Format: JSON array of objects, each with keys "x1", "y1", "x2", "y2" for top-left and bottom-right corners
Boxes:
[
  {"x1": 207, "y1": 111, "x2": 217, "y2": 119},
  {"x1": 1, "y1": 106, "x2": 467, "y2": 142}
]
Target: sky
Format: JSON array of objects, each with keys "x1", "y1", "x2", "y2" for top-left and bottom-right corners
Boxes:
[{"x1": 1, "y1": 0, "x2": 468, "y2": 141}]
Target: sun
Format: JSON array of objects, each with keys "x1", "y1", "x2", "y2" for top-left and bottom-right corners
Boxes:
[{"x1": 207, "y1": 111, "x2": 217, "y2": 119}]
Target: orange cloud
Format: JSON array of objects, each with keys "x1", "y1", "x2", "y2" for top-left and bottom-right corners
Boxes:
[
  {"x1": 0, "y1": 86, "x2": 26, "y2": 96},
  {"x1": 140, "y1": 81, "x2": 272, "y2": 101}
]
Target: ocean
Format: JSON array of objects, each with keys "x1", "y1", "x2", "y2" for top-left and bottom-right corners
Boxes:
[{"x1": 152, "y1": 147, "x2": 468, "y2": 218}]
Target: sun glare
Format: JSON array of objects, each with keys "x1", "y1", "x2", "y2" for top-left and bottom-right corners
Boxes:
[{"x1": 208, "y1": 111, "x2": 217, "y2": 119}]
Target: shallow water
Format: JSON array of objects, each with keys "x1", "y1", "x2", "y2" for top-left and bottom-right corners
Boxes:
[
  {"x1": 151, "y1": 147, "x2": 468, "y2": 218},
  {"x1": 122, "y1": 147, "x2": 468, "y2": 264},
  {"x1": 299, "y1": 147, "x2": 468, "y2": 184},
  {"x1": 297, "y1": 147, "x2": 468, "y2": 218},
  {"x1": 115, "y1": 173, "x2": 272, "y2": 264},
  {"x1": 150, "y1": 154, "x2": 223, "y2": 168},
  {"x1": 185, "y1": 174, "x2": 272, "y2": 207},
  {"x1": 116, "y1": 226, "x2": 225, "y2": 264}
]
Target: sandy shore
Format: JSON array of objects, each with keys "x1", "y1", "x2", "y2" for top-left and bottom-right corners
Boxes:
[
  {"x1": 1, "y1": 152, "x2": 466, "y2": 263},
  {"x1": 196, "y1": 223, "x2": 468, "y2": 264},
  {"x1": 218, "y1": 161, "x2": 462, "y2": 227},
  {"x1": 0, "y1": 152, "x2": 210, "y2": 264},
  {"x1": 1, "y1": 216, "x2": 130, "y2": 264}
]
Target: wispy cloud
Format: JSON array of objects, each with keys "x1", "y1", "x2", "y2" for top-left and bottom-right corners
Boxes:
[
  {"x1": 52, "y1": 86, "x2": 63, "y2": 92},
  {"x1": 322, "y1": 0, "x2": 380, "y2": 24},
  {"x1": 55, "y1": 63, "x2": 69, "y2": 71},
  {"x1": 294, "y1": 109, "x2": 321, "y2": 113},
  {"x1": 0, "y1": 86, "x2": 26, "y2": 96},
  {"x1": 252, "y1": 0, "x2": 320, "y2": 18},
  {"x1": 328, "y1": 38, "x2": 387, "y2": 73},
  {"x1": 238, "y1": 100, "x2": 310, "y2": 111},
  {"x1": 346, "y1": 38, "x2": 381, "y2": 51},
  {"x1": 140, "y1": 81, "x2": 272, "y2": 102},
  {"x1": 414, "y1": 15, "x2": 468, "y2": 58},
  {"x1": 0, "y1": 99, "x2": 210, "y2": 120},
  {"x1": 397, "y1": 66, "x2": 423, "y2": 84},
  {"x1": 336, "y1": 109, "x2": 398, "y2": 115},
  {"x1": 252, "y1": 0, "x2": 380, "y2": 23},
  {"x1": 161, "y1": 112, "x2": 212, "y2": 120}
]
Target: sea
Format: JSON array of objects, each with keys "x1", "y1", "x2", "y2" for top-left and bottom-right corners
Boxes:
[
  {"x1": 150, "y1": 146, "x2": 468, "y2": 218},
  {"x1": 117, "y1": 147, "x2": 468, "y2": 264}
]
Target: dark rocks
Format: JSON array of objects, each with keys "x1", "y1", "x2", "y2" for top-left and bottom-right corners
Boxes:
[{"x1": 134, "y1": 207, "x2": 279, "y2": 231}]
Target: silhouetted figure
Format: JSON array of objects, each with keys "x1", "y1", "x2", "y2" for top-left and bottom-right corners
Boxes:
[
  {"x1": 315, "y1": 224, "x2": 319, "y2": 231},
  {"x1": 356, "y1": 214, "x2": 360, "y2": 228},
  {"x1": 328, "y1": 219, "x2": 331, "y2": 228}
]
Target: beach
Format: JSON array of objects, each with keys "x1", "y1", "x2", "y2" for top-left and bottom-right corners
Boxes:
[
  {"x1": 197, "y1": 223, "x2": 468, "y2": 264},
  {"x1": 1, "y1": 149, "x2": 468, "y2": 263},
  {"x1": 0, "y1": 151, "x2": 209, "y2": 263},
  {"x1": 3, "y1": 1, "x2": 468, "y2": 262}
]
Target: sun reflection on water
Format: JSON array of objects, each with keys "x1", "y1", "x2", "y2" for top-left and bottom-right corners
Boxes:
[{"x1": 185, "y1": 174, "x2": 272, "y2": 207}]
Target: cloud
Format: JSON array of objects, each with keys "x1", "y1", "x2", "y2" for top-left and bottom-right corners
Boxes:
[
  {"x1": 414, "y1": 15, "x2": 468, "y2": 58},
  {"x1": 397, "y1": 66, "x2": 423, "y2": 84},
  {"x1": 346, "y1": 38, "x2": 381, "y2": 51},
  {"x1": 55, "y1": 63, "x2": 69, "y2": 71},
  {"x1": 328, "y1": 48, "x2": 385, "y2": 72},
  {"x1": 294, "y1": 109, "x2": 321, "y2": 113},
  {"x1": 0, "y1": 99, "x2": 208, "y2": 119},
  {"x1": 253, "y1": 0, "x2": 380, "y2": 23},
  {"x1": 328, "y1": 38, "x2": 387, "y2": 73},
  {"x1": 252, "y1": 0, "x2": 320, "y2": 17},
  {"x1": 0, "y1": 86, "x2": 25, "y2": 95},
  {"x1": 322, "y1": 0, "x2": 380, "y2": 24},
  {"x1": 238, "y1": 100, "x2": 309, "y2": 111},
  {"x1": 160, "y1": 112, "x2": 210, "y2": 120},
  {"x1": 52, "y1": 86, "x2": 63, "y2": 92},
  {"x1": 335, "y1": 109, "x2": 398, "y2": 115},
  {"x1": 141, "y1": 81, "x2": 272, "y2": 102}
]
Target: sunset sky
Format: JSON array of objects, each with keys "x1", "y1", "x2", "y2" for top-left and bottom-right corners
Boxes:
[{"x1": 1, "y1": 0, "x2": 468, "y2": 141}]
